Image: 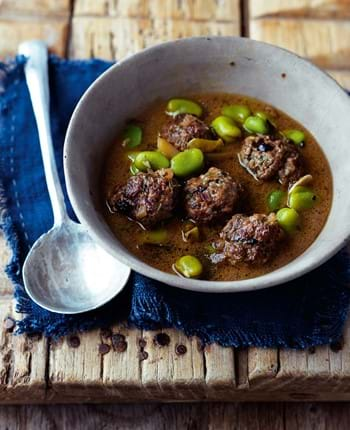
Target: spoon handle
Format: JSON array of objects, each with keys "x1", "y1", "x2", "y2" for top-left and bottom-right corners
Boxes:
[{"x1": 18, "y1": 40, "x2": 67, "y2": 226}]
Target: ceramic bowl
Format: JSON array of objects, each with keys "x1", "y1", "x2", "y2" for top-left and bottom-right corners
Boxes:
[{"x1": 64, "y1": 36, "x2": 350, "y2": 293}]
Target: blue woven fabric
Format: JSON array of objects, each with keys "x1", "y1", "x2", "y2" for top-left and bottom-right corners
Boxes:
[{"x1": 1, "y1": 56, "x2": 349, "y2": 348}]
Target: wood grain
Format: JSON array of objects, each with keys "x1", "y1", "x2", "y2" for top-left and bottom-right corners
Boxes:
[
  {"x1": 141, "y1": 329, "x2": 205, "y2": 400},
  {"x1": 249, "y1": 0, "x2": 350, "y2": 19},
  {"x1": 101, "y1": 324, "x2": 142, "y2": 399},
  {"x1": 250, "y1": 18, "x2": 350, "y2": 69},
  {"x1": 3, "y1": 402, "x2": 350, "y2": 429},
  {"x1": 204, "y1": 343, "x2": 235, "y2": 394},
  {"x1": 74, "y1": 0, "x2": 240, "y2": 21},
  {"x1": 0, "y1": 299, "x2": 47, "y2": 403},
  {"x1": 70, "y1": 0, "x2": 240, "y2": 59},
  {"x1": 248, "y1": 348, "x2": 279, "y2": 389},
  {"x1": 69, "y1": 17, "x2": 239, "y2": 60},
  {"x1": 0, "y1": 0, "x2": 71, "y2": 17},
  {"x1": 0, "y1": 17, "x2": 69, "y2": 58},
  {"x1": 49, "y1": 328, "x2": 103, "y2": 401}
]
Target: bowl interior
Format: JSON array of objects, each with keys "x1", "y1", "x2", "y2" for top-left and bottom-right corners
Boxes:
[{"x1": 64, "y1": 37, "x2": 350, "y2": 293}]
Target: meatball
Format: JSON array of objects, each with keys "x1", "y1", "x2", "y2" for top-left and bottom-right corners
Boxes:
[
  {"x1": 184, "y1": 167, "x2": 242, "y2": 224},
  {"x1": 213, "y1": 213, "x2": 284, "y2": 265},
  {"x1": 160, "y1": 113, "x2": 213, "y2": 151},
  {"x1": 108, "y1": 168, "x2": 179, "y2": 227},
  {"x1": 238, "y1": 135, "x2": 303, "y2": 186}
]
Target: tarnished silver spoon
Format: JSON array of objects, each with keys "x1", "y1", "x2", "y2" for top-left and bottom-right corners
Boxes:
[{"x1": 19, "y1": 40, "x2": 130, "y2": 314}]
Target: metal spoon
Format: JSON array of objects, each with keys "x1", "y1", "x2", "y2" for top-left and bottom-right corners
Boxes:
[{"x1": 19, "y1": 40, "x2": 130, "y2": 314}]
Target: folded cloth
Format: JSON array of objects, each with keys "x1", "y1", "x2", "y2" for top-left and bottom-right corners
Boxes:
[{"x1": 0, "y1": 56, "x2": 349, "y2": 348}]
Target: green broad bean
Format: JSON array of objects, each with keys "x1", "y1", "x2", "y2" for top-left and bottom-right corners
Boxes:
[
  {"x1": 139, "y1": 228, "x2": 168, "y2": 245},
  {"x1": 170, "y1": 148, "x2": 204, "y2": 177},
  {"x1": 243, "y1": 115, "x2": 269, "y2": 134},
  {"x1": 211, "y1": 116, "x2": 242, "y2": 142},
  {"x1": 175, "y1": 255, "x2": 203, "y2": 278},
  {"x1": 129, "y1": 163, "x2": 140, "y2": 175},
  {"x1": 135, "y1": 151, "x2": 170, "y2": 171},
  {"x1": 276, "y1": 208, "x2": 300, "y2": 233},
  {"x1": 290, "y1": 186, "x2": 311, "y2": 194},
  {"x1": 127, "y1": 151, "x2": 140, "y2": 162},
  {"x1": 255, "y1": 111, "x2": 268, "y2": 121},
  {"x1": 267, "y1": 190, "x2": 287, "y2": 212},
  {"x1": 283, "y1": 129, "x2": 305, "y2": 146},
  {"x1": 166, "y1": 98, "x2": 203, "y2": 117},
  {"x1": 122, "y1": 124, "x2": 142, "y2": 148},
  {"x1": 255, "y1": 111, "x2": 277, "y2": 128},
  {"x1": 221, "y1": 105, "x2": 251, "y2": 123},
  {"x1": 288, "y1": 188, "x2": 317, "y2": 211}
]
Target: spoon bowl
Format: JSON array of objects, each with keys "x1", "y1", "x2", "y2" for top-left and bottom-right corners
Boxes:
[{"x1": 23, "y1": 220, "x2": 130, "y2": 314}]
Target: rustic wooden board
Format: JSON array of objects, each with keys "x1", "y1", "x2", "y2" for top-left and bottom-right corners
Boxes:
[
  {"x1": 0, "y1": 0, "x2": 71, "y2": 17},
  {"x1": 250, "y1": 18, "x2": 350, "y2": 69},
  {"x1": 5, "y1": 402, "x2": 350, "y2": 429},
  {"x1": 74, "y1": 0, "x2": 240, "y2": 21},
  {"x1": 4, "y1": 402, "x2": 350, "y2": 429},
  {"x1": 249, "y1": 0, "x2": 350, "y2": 19},
  {"x1": 69, "y1": 0, "x2": 240, "y2": 60},
  {"x1": 1, "y1": 0, "x2": 350, "y2": 404}
]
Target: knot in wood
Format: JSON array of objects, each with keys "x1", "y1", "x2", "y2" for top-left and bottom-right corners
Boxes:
[
  {"x1": 99, "y1": 343, "x2": 111, "y2": 355},
  {"x1": 175, "y1": 344, "x2": 187, "y2": 355},
  {"x1": 154, "y1": 332, "x2": 170, "y2": 347},
  {"x1": 67, "y1": 335, "x2": 80, "y2": 348}
]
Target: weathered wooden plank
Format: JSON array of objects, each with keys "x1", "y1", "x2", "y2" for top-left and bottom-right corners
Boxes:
[
  {"x1": 249, "y1": 18, "x2": 350, "y2": 69},
  {"x1": 204, "y1": 344, "x2": 235, "y2": 392},
  {"x1": 0, "y1": 17, "x2": 69, "y2": 58},
  {"x1": 101, "y1": 324, "x2": 143, "y2": 399},
  {"x1": 235, "y1": 348, "x2": 249, "y2": 389},
  {"x1": 5, "y1": 402, "x2": 350, "y2": 429},
  {"x1": 276, "y1": 348, "x2": 309, "y2": 395},
  {"x1": 48, "y1": 329, "x2": 104, "y2": 401},
  {"x1": 0, "y1": 299, "x2": 47, "y2": 403},
  {"x1": 74, "y1": 0, "x2": 240, "y2": 22},
  {"x1": 328, "y1": 319, "x2": 350, "y2": 389},
  {"x1": 69, "y1": 16, "x2": 239, "y2": 60},
  {"x1": 248, "y1": 348, "x2": 279, "y2": 388},
  {"x1": 141, "y1": 329, "x2": 205, "y2": 400},
  {"x1": 0, "y1": 0, "x2": 71, "y2": 17},
  {"x1": 0, "y1": 230, "x2": 47, "y2": 403},
  {"x1": 249, "y1": 0, "x2": 350, "y2": 19},
  {"x1": 276, "y1": 345, "x2": 334, "y2": 397},
  {"x1": 0, "y1": 234, "x2": 13, "y2": 296}
]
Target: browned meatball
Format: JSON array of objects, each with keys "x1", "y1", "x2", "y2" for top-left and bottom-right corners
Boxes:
[
  {"x1": 213, "y1": 213, "x2": 284, "y2": 265},
  {"x1": 184, "y1": 167, "x2": 242, "y2": 224},
  {"x1": 238, "y1": 135, "x2": 303, "y2": 186},
  {"x1": 108, "y1": 169, "x2": 179, "y2": 227},
  {"x1": 160, "y1": 113, "x2": 213, "y2": 151}
]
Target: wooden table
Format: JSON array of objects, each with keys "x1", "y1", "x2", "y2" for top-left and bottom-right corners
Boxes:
[{"x1": 1, "y1": 0, "x2": 350, "y2": 404}]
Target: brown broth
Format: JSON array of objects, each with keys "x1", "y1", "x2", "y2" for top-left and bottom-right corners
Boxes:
[{"x1": 101, "y1": 93, "x2": 332, "y2": 281}]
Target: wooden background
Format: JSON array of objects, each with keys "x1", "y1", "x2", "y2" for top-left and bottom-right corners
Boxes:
[{"x1": 1, "y1": 0, "x2": 350, "y2": 427}]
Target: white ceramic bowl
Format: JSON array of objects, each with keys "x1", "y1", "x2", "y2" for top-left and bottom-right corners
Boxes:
[{"x1": 64, "y1": 36, "x2": 350, "y2": 293}]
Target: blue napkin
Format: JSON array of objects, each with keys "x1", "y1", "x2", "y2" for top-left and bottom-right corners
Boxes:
[{"x1": 1, "y1": 56, "x2": 349, "y2": 348}]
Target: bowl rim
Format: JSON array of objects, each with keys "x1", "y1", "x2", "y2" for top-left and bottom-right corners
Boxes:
[{"x1": 64, "y1": 35, "x2": 350, "y2": 293}]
